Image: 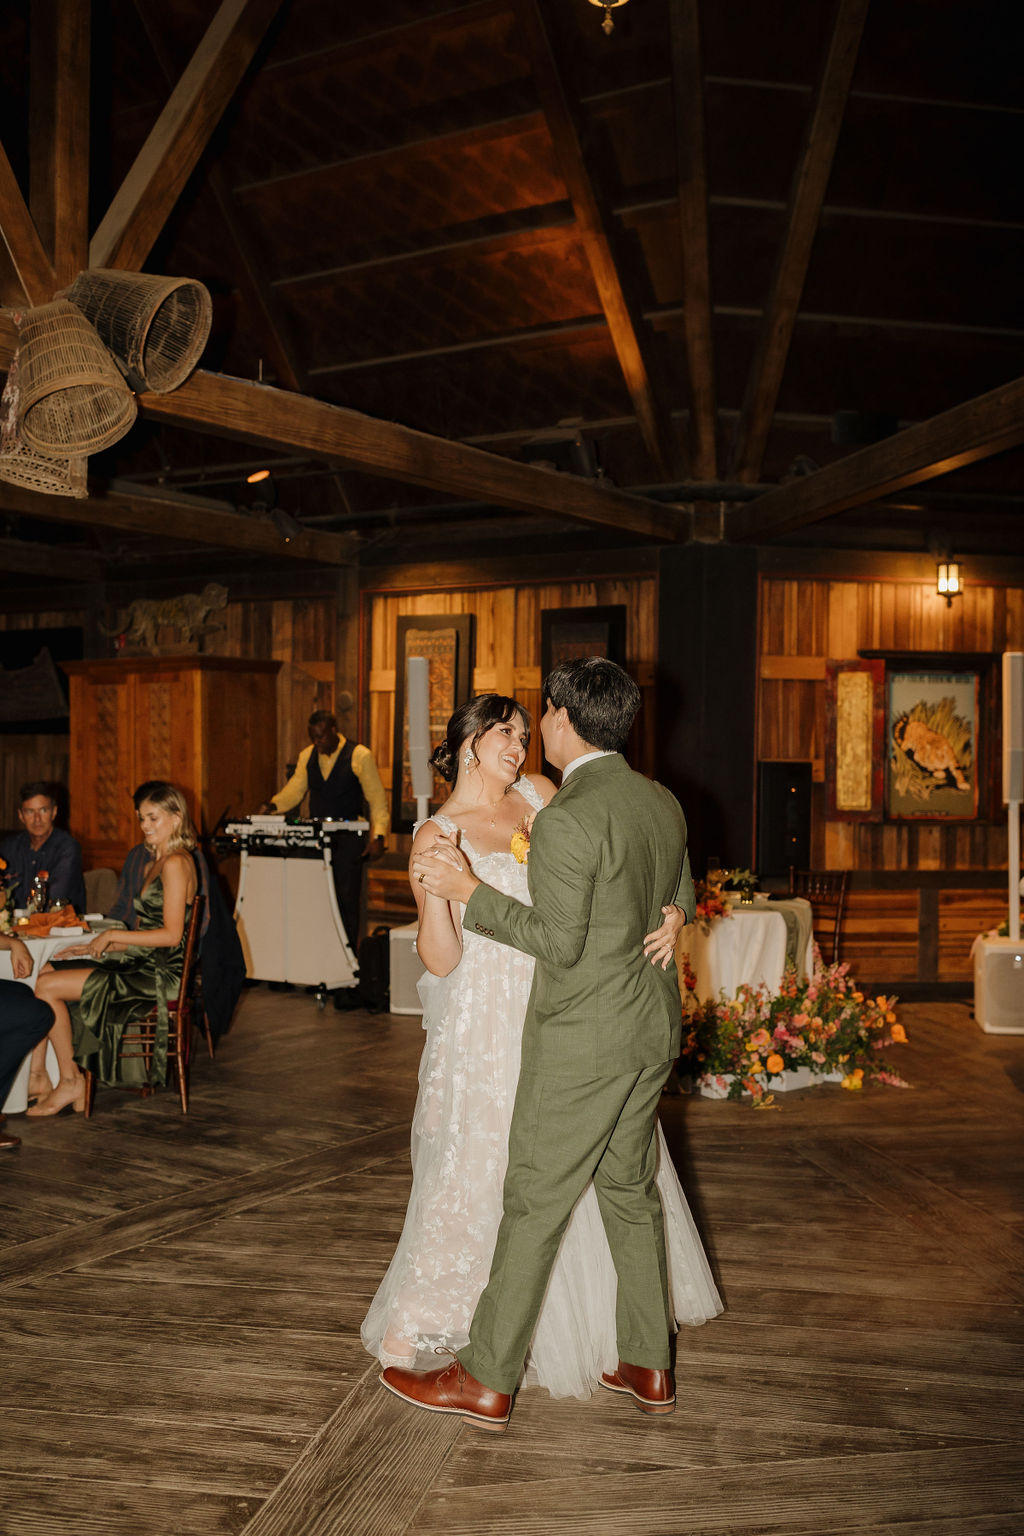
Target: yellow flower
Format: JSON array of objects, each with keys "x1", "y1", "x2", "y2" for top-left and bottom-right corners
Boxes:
[
  {"x1": 851, "y1": 991, "x2": 863, "y2": 1002},
  {"x1": 748, "y1": 1057, "x2": 763, "y2": 1074},
  {"x1": 765, "y1": 1053, "x2": 785, "y2": 1075},
  {"x1": 890, "y1": 1022, "x2": 907, "y2": 1043},
  {"x1": 841, "y1": 1069, "x2": 864, "y2": 1091},
  {"x1": 510, "y1": 831, "x2": 530, "y2": 864}
]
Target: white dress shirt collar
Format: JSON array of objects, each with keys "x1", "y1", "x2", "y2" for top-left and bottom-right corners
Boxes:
[{"x1": 561, "y1": 749, "x2": 615, "y2": 781}]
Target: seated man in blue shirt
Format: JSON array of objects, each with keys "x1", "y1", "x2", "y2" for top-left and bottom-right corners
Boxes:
[{"x1": 0, "y1": 781, "x2": 86, "y2": 913}]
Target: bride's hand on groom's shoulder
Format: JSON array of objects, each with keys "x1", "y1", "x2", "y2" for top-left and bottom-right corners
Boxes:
[{"x1": 643, "y1": 904, "x2": 686, "y2": 970}]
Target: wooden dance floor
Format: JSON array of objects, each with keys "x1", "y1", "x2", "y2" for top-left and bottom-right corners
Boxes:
[{"x1": 1, "y1": 988, "x2": 1022, "y2": 1535}]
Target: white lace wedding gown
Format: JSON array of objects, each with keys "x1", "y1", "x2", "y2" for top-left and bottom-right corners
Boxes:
[{"x1": 361, "y1": 780, "x2": 722, "y2": 1398}]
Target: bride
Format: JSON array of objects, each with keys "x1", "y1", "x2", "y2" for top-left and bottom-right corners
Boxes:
[{"x1": 361, "y1": 694, "x2": 721, "y2": 1398}]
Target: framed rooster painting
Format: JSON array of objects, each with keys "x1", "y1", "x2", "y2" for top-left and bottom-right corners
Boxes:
[{"x1": 885, "y1": 667, "x2": 979, "y2": 820}]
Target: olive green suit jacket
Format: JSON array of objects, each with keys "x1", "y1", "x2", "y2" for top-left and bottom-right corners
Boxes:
[{"x1": 463, "y1": 753, "x2": 694, "y2": 1077}]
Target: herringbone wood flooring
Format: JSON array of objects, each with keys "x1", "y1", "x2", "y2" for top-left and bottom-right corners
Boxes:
[{"x1": 1, "y1": 989, "x2": 1022, "y2": 1535}]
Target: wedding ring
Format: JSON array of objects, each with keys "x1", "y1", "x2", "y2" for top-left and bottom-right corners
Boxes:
[{"x1": 418, "y1": 872, "x2": 426, "y2": 884}]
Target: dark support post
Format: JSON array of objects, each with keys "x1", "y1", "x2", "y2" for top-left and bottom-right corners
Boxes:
[{"x1": 656, "y1": 543, "x2": 758, "y2": 876}]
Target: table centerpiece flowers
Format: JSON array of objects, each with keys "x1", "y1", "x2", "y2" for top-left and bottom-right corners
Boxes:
[{"x1": 678, "y1": 949, "x2": 909, "y2": 1107}]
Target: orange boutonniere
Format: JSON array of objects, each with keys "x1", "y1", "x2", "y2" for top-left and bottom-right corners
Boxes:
[{"x1": 510, "y1": 818, "x2": 531, "y2": 864}]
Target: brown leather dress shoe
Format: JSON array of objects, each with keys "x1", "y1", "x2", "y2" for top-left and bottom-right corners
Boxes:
[
  {"x1": 380, "y1": 1353, "x2": 512, "y2": 1432},
  {"x1": 600, "y1": 1359, "x2": 675, "y2": 1415}
]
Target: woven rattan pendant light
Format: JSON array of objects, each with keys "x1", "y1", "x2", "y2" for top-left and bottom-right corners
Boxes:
[
  {"x1": 66, "y1": 269, "x2": 212, "y2": 393},
  {"x1": 16, "y1": 300, "x2": 136, "y2": 455},
  {"x1": 0, "y1": 345, "x2": 88, "y2": 497}
]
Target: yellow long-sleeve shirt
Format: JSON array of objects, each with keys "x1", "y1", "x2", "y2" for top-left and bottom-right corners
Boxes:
[{"x1": 271, "y1": 738, "x2": 389, "y2": 839}]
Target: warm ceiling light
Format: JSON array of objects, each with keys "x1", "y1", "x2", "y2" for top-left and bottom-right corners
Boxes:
[
  {"x1": 246, "y1": 468, "x2": 271, "y2": 484},
  {"x1": 587, "y1": 0, "x2": 629, "y2": 36},
  {"x1": 937, "y1": 560, "x2": 963, "y2": 607}
]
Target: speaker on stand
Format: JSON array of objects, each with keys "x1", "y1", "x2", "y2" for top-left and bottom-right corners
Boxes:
[
  {"x1": 974, "y1": 651, "x2": 1024, "y2": 1033},
  {"x1": 756, "y1": 762, "x2": 812, "y2": 879}
]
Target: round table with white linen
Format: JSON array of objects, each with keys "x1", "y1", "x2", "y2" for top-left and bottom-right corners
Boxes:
[{"x1": 675, "y1": 896, "x2": 814, "y2": 1005}]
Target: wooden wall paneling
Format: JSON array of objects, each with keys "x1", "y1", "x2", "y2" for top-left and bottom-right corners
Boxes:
[
  {"x1": 66, "y1": 669, "x2": 136, "y2": 866},
  {"x1": 199, "y1": 665, "x2": 279, "y2": 835},
  {"x1": 0, "y1": 735, "x2": 70, "y2": 834},
  {"x1": 938, "y1": 890, "x2": 1008, "y2": 981},
  {"x1": 841, "y1": 890, "x2": 920, "y2": 983},
  {"x1": 827, "y1": 580, "x2": 860, "y2": 659}
]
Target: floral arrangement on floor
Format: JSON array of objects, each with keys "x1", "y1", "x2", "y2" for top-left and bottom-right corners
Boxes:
[{"x1": 679, "y1": 949, "x2": 910, "y2": 1106}]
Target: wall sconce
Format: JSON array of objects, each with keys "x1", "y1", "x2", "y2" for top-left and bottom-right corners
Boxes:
[
  {"x1": 936, "y1": 560, "x2": 963, "y2": 607},
  {"x1": 587, "y1": 0, "x2": 629, "y2": 36}
]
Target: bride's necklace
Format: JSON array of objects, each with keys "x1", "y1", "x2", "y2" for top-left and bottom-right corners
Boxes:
[{"x1": 446, "y1": 787, "x2": 508, "y2": 828}]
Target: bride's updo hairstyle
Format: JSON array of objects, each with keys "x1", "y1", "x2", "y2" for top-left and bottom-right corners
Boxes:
[{"x1": 429, "y1": 694, "x2": 531, "y2": 783}]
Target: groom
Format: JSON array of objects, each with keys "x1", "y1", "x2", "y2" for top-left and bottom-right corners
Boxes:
[{"x1": 383, "y1": 656, "x2": 695, "y2": 1431}]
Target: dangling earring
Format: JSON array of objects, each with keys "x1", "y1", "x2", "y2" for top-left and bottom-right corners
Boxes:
[{"x1": 463, "y1": 746, "x2": 474, "y2": 768}]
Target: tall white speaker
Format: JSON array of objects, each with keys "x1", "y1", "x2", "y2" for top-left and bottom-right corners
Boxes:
[
  {"x1": 1003, "y1": 651, "x2": 1024, "y2": 803},
  {"x1": 976, "y1": 653, "x2": 1024, "y2": 1031},
  {"x1": 407, "y1": 655, "x2": 433, "y2": 824}
]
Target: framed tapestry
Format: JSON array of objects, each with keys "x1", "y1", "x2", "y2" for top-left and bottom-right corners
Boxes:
[
  {"x1": 391, "y1": 614, "x2": 475, "y2": 834},
  {"x1": 825, "y1": 659, "x2": 885, "y2": 821},
  {"x1": 540, "y1": 605, "x2": 627, "y2": 679}
]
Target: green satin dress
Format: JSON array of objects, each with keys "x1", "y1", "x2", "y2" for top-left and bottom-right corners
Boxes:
[{"x1": 71, "y1": 879, "x2": 191, "y2": 1087}]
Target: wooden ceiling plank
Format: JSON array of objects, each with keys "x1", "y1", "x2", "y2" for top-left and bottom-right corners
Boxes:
[
  {"x1": 137, "y1": 370, "x2": 685, "y2": 543},
  {"x1": 0, "y1": 535, "x2": 101, "y2": 582},
  {"x1": 30, "y1": 0, "x2": 91, "y2": 286},
  {"x1": 513, "y1": 0, "x2": 677, "y2": 481},
  {"x1": 728, "y1": 0, "x2": 871, "y2": 484},
  {"x1": 0, "y1": 481, "x2": 358, "y2": 566},
  {"x1": 90, "y1": 0, "x2": 284, "y2": 273},
  {"x1": 670, "y1": 0, "x2": 717, "y2": 481},
  {"x1": 727, "y1": 374, "x2": 1024, "y2": 542},
  {"x1": 0, "y1": 142, "x2": 58, "y2": 306},
  {"x1": 131, "y1": 0, "x2": 307, "y2": 395}
]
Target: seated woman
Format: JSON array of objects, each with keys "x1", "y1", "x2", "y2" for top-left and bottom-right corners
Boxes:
[{"x1": 26, "y1": 783, "x2": 199, "y2": 1117}]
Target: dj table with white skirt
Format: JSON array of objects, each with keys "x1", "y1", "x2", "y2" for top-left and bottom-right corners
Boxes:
[{"x1": 226, "y1": 817, "x2": 367, "y2": 998}]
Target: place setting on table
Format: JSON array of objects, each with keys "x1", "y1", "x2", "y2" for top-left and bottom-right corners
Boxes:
[
  {"x1": 0, "y1": 904, "x2": 125, "y2": 1114},
  {"x1": 674, "y1": 865, "x2": 814, "y2": 1006}
]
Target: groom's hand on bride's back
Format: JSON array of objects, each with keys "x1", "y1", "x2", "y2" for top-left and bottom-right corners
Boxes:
[{"x1": 642, "y1": 904, "x2": 687, "y2": 970}]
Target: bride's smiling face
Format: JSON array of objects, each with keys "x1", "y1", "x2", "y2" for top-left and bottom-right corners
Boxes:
[{"x1": 467, "y1": 713, "x2": 528, "y2": 785}]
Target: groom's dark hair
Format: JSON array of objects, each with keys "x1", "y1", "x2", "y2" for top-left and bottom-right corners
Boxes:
[{"x1": 543, "y1": 657, "x2": 640, "y2": 752}]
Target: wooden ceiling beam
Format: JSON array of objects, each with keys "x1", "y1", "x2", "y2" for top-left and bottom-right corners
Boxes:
[
  {"x1": 0, "y1": 141, "x2": 58, "y2": 306},
  {"x1": 0, "y1": 481, "x2": 359, "y2": 565},
  {"x1": 728, "y1": 0, "x2": 870, "y2": 484},
  {"x1": 0, "y1": 535, "x2": 102, "y2": 582},
  {"x1": 137, "y1": 370, "x2": 684, "y2": 542},
  {"x1": 29, "y1": 0, "x2": 90, "y2": 287},
  {"x1": 513, "y1": 0, "x2": 677, "y2": 481},
  {"x1": 90, "y1": 0, "x2": 284, "y2": 273},
  {"x1": 670, "y1": 0, "x2": 717, "y2": 481},
  {"x1": 131, "y1": 0, "x2": 307, "y2": 395},
  {"x1": 726, "y1": 374, "x2": 1024, "y2": 542}
]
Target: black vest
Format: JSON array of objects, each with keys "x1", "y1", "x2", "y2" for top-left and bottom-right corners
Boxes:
[{"x1": 307, "y1": 739, "x2": 363, "y2": 820}]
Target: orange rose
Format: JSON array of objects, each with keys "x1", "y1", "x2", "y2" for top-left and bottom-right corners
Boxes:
[
  {"x1": 890, "y1": 1022, "x2": 907, "y2": 1043},
  {"x1": 765, "y1": 1053, "x2": 785, "y2": 1075}
]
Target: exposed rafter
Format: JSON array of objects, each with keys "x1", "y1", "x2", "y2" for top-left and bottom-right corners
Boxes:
[
  {"x1": 726, "y1": 374, "x2": 1024, "y2": 542},
  {"x1": 137, "y1": 370, "x2": 685, "y2": 543},
  {"x1": 90, "y1": 0, "x2": 284, "y2": 272},
  {"x1": 0, "y1": 141, "x2": 57, "y2": 305},
  {"x1": 131, "y1": 0, "x2": 308, "y2": 398},
  {"x1": 29, "y1": 0, "x2": 90, "y2": 286},
  {"x1": 514, "y1": 0, "x2": 677, "y2": 480},
  {"x1": 728, "y1": 0, "x2": 871, "y2": 483},
  {"x1": 670, "y1": 0, "x2": 717, "y2": 481},
  {"x1": 0, "y1": 481, "x2": 359, "y2": 565},
  {"x1": 0, "y1": 535, "x2": 102, "y2": 582}
]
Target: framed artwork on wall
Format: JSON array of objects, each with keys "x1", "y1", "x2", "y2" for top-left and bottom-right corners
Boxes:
[
  {"x1": 540, "y1": 605, "x2": 627, "y2": 680},
  {"x1": 885, "y1": 666, "x2": 979, "y2": 820},
  {"x1": 391, "y1": 614, "x2": 475, "y2": 834},
  {"x1": 825, "y1": 658, "x2": 885, "y2": 821}
]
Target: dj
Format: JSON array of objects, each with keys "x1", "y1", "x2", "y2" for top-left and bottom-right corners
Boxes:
[{"x1": 257, "y1": 703, "x2": 388, "y2": 959}]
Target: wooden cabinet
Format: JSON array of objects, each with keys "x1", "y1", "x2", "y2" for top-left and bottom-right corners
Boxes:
[{"x1": 62, "y1": 657, "x2": 280, "y2": 868}]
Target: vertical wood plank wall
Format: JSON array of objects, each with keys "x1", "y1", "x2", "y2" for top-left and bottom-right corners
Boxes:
[
  {"x1": 0, "y1": 609, "x2": 84, "y2": 830},
  {"x1": 758, "y1": 574, "x2": 1024, "y2": 981},
  {"x1": 364, "y1": 576, "x2": 659, "y2": 839}
]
